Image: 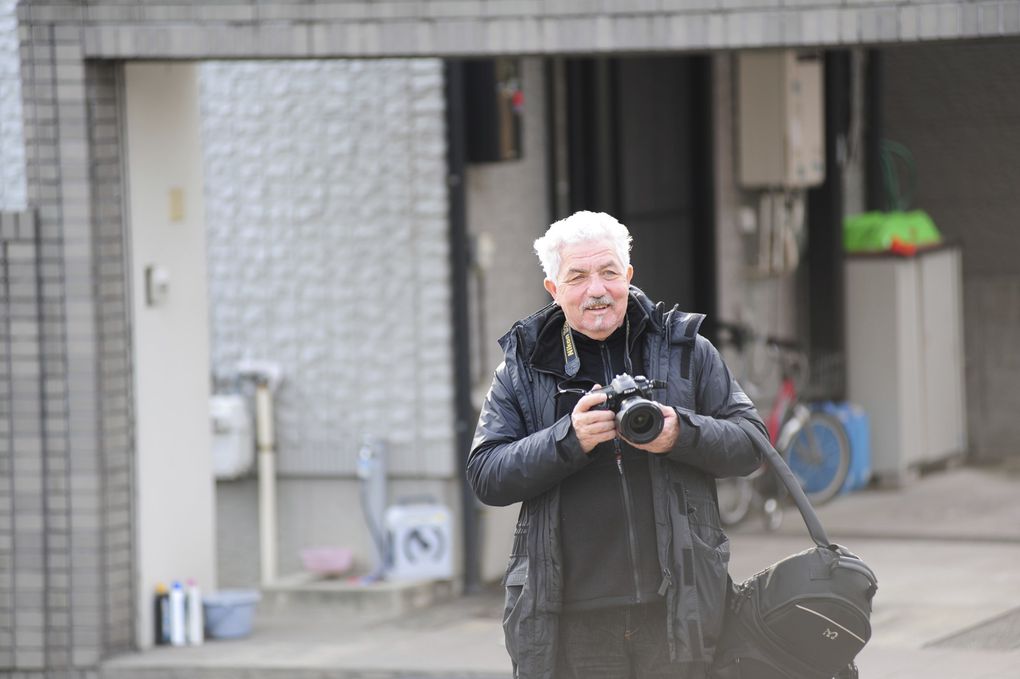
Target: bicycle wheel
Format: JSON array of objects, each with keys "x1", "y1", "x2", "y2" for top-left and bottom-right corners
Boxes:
[
  {"x1": 716, "y1": 477, "x2": 754, "y2": 526},
  {"x1": 784, "y1": 411, "x2": 851, "y2": 505}
]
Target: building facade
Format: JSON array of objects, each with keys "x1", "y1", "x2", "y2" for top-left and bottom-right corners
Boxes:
[{"x1": 3, "y1": 0, "x2": 1020, "y2": 674}]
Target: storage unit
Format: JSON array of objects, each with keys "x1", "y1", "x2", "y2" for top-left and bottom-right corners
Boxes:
[{"x1": 845, "y1": 246, "x2": 967, "y2": 484}]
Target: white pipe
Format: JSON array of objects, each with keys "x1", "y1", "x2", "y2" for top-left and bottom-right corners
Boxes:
[{"x1": 254, "y1": 381, "x2": 277, "y2": 587}]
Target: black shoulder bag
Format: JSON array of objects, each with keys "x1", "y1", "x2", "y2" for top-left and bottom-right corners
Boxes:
[{"x1": 711, "y1": 440, "x2": 879, "y2": 679}]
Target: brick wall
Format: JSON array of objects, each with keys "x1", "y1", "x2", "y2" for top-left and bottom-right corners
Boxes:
[
  {"x1": 1, "y1": 211, "x2": 45, "y2": 669},
  {"x1": 6, "y1": 15, "x2": 134, "y2": 671},
  {"x1": 0, "y1": 0, "x2": 26, "y2": 209},
  {"x1": 86, "y1": 61, "x2": 133, "y2": 657}
]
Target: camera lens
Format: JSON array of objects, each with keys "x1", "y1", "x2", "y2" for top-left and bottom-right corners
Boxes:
[
  {"x1": 617, "y1": 398, "x2": 663, "y2": 444},
  {"x1": 631, "y1": 410, "x2": 653, "y2": 432}
]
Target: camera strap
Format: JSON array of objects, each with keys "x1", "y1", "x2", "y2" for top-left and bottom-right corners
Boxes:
[
  {"x1": 561, "y1": 317, "x2": 632, "y2": 379},
  {"x1": 561, "y1": 320, "x2": 580, "y2": 377}
]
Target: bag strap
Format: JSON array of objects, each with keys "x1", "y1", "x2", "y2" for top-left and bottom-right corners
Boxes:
[{"x1": 761, "y1": 439, "x2": 833, "y2": 549}]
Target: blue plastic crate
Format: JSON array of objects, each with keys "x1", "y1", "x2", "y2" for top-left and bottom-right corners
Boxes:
[{"x1": 812, "y1": 401, "x2": 872, "y2": 494}]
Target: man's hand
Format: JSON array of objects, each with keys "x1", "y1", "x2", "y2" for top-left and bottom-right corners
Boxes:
[
  {"x1": 571, "y1": 387, "x2": 617, "y2": 454},
  {"x1": 625, "y1": 404, "x2": 680, "y2": 454}
]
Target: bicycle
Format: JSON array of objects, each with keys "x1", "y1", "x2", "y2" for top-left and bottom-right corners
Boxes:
[{"x1": 714, "y1": 321, "x2": 852, "y2": 529}]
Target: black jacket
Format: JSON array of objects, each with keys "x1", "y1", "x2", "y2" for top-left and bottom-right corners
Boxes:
[{"x1": 467, "y1": 287, "x2": 770, "y2": 679}]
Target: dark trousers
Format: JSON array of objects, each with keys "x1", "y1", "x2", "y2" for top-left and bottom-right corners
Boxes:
[{"x1": 555, "y1": 602, "x2": 676, "y2": 679}]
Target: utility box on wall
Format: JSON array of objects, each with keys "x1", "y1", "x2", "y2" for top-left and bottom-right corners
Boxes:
[
  {"x1": 737, "y1": 50, "x2": 825, "y2": 188},
  {"x1": 210, "y1": 394, "x2": 254, "y2": 480}
]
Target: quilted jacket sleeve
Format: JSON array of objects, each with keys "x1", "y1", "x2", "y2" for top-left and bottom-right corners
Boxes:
[
  {"x1": 466, "y1": 361, "x2": 590, "y2": 507},
  {"x1": 666, "y1": 335, "x2": 769, "y2": 478}
]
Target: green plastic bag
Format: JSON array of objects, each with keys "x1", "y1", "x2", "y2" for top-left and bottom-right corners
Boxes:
[{"x1": 843, "y1": 211, "x2": 941, "y2": 253}]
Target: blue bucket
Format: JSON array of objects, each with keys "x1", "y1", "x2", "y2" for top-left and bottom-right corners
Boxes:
[{"x1": 203, "y1": 589, "x2": 260, "y2": 639}]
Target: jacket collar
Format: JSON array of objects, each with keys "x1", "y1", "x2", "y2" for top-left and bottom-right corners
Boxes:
[{"x1": 522, "y1": 286, "x2": 660, "y2": 378}]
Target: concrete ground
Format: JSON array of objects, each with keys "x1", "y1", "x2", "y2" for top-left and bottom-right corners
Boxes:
[{"x1": 102, "y1": 464, "x2": 1020, "y2": 678}]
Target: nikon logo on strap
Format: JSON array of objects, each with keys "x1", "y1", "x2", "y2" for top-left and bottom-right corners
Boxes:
[{"x1": 561, "y1": 321, "x2": 580, "y2": 377}]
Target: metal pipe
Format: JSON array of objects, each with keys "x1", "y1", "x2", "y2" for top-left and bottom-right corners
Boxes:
[
  {"x1": 357, "y1": 436, "x2": 389, "y2": 578},
  {"x1": 254, "y1": 380, "x2": 277, "y2": 587}
]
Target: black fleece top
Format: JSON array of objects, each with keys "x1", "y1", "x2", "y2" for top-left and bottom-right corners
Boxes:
[{"x1": 555, "y1": 306, "x2": 663, "y2": 611}]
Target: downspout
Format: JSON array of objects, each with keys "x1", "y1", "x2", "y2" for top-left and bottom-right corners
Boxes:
[
  {"x1": 238, "y1": 359, "x2": 283, "y2": 588},
  {"x1": 444, "y1": 60, "x2": 481, "y2": 593},
  {"x1": 254, "y1": 379, "x2": 278, "y2": 587}
]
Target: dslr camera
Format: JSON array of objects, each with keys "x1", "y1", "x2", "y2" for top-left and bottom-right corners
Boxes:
[{"x1": 591, "y1": 374, "x2": 667, "y2": 444}]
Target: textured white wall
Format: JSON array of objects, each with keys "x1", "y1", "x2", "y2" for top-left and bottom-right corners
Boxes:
[
  {"x1": 200, "y1": 59, "x2": 454, "y2": 479},
  {"x1": 0, "y1": 0, "x2": 26, "y2": 210}
]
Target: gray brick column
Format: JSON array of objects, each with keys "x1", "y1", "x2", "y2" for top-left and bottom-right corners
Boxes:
[
  {"x1": 1, "y1": 211, "x2": 45, "y2": 670},
  {"x1": 86, "y1": 59, "x2": 133, "y2": 657},
  {"x1": 10, "y1": 3, "x2": 134, "y2": 672}
]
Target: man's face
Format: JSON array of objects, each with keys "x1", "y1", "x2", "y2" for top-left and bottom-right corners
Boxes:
[{"x1": 544, "y1": 239, "x2": 634, "y2": 341}]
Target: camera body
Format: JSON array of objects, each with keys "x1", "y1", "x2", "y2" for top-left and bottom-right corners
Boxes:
[{"x1": 591, "y1": 374, "x2": 667, "y2": 444}]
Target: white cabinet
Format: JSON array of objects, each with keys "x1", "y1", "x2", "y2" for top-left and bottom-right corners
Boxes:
[{"x1": 845, "y1": 246, "x2": 967, "y2": 484}]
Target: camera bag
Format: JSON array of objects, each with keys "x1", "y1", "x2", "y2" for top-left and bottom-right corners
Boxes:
[{"x1": 711, "y1": 435, "x2": 878, "y2": 679}]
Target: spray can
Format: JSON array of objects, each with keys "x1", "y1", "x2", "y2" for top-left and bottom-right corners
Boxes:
[
  {"x1": 186, "y1": 579, "x2": 204, "y2": 645},
  {"x1": 153, "y1": 583, "x2": 170, "y2": 645},
  {"x1": 169, "y1": 581, "x2": 186, "y2": 646}
]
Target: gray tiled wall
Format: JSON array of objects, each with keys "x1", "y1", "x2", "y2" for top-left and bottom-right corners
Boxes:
[
  {"x1": 1, "y1": 210, "x2": 44, "y2": 670},
  {"x1": 0, "y1": 0, "x2": 26, "y2": 209},
  {"x1": 7, "y1": 15, "x2": 134, "y2": 672},
  {"x1": 86, "y1": 60, "x2": 133, "y2": 657}
]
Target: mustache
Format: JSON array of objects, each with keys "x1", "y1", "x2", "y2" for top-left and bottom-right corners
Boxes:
[{"x1": 581, "y1": 296, "x2": 614, "y2": 310}]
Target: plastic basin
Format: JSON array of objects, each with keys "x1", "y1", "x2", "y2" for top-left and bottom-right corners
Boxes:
[{"x1": 203, "y1": 589, "x2": 260, "y2": 639}]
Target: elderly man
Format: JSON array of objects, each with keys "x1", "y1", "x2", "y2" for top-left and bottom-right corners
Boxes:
[{"x1": 467, "y1": 211, "x2": 771, "y2": 679}]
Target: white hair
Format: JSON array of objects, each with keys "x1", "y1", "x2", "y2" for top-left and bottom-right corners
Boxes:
[{"x1": 533, "y1": 211, "x2": 633, "y2": 280}]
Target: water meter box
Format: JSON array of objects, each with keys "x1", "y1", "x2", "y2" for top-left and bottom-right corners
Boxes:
[
  {"x1": 384, "y1": 504, "x2": 453, "y2": 582},
  {"x1": 814, "y1": 401, "x2": 872, "y2": 494},
  {"x1": 210, "y1": 395, "x2": 255, "y2": 480}
]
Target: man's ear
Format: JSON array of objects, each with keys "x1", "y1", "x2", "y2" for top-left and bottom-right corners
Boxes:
[
  {"x1": 543, "y1": 278, "x2": 557, "y2": 299},
  {"x1": 626, "y1": 265, "x2": 634, "y2": 284}
]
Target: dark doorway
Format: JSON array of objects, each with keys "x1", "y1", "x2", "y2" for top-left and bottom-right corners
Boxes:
[
  {"x1": 802, "y1": 50, "x2": 852, "y2": 401},
  {"x1": 563, "y1": 56, "x2": 715, "y2": 317}
]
